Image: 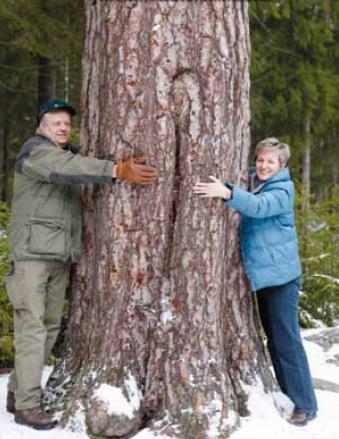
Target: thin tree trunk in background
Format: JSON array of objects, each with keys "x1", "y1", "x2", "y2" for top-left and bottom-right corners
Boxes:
[
  {"x1": 302, "y1": 117, "x2": 311, "y2": 212},
  {"x1": 1, "y1": 111, "x2": 10, "y2": 203},
  {"x1": 64, "y1": 3, "x2": 70, "y2": 102},
  {"x1": 47, "y1": 2, "x2": 272, "y2": 437},
  {"x1": 301, "y1": 117, "x2": 311, "y2": 251},
  {"x1": 315, "y1": 138, "x2": 324, "y2": 204},
  {"x1": 64, "y1": 58, "x2": 70, "y2": 102},
  {"x1": 332, "y1": 164, "x2": 338, "y2": 185},
  {"x1": 37, "y1": 56, "x2": 54, "y2": 105},
  {"x1": 329, "y1": 129, "x2": 338, "y2": 199}
]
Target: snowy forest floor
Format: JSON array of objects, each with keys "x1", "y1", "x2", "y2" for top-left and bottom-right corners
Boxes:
[{"x1": 0, "y1": 324, "x2": 338, "y2": 439}]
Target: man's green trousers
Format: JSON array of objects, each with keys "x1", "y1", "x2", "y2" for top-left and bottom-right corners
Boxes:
[{"x1": 6, "y1": 260, "x2": 70, "y2": 410}]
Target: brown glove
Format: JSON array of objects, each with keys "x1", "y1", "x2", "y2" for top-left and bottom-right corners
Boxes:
[{"x1": 116, "y1": 156, "x2": 157, "y2": 185}]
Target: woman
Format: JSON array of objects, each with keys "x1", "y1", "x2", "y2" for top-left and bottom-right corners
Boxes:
[{"x1": 193, "y1": 137, "x2": 317, "y2": 426}]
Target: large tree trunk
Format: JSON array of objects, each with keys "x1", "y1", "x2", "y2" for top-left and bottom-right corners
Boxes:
[{"x1": 47, "y1": 2, "x2": 272, "y2": 437}]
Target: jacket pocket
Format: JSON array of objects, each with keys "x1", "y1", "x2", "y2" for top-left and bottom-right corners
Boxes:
[
  {"x1": 27, "y1": 219, "x2": 67, "y2": 256},
  {"x1": 6, "y1": 264, "x2": 26, "y2": 309}
]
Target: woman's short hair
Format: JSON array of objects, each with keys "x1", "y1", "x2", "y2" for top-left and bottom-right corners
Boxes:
[{"x1": 255, "y1": 137, "x2": 290, "y2": 166}]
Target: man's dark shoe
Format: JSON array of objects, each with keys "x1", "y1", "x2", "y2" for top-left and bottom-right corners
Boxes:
[
  {"x1": 14, "y1": 408, "x2": 57, "y2": 430},
  {"x1": 6, "y1": 390, "x2": 15, "y2": 414},
  {"x1": 287, "y1": 410, "x2": 317, "y2": 426}
]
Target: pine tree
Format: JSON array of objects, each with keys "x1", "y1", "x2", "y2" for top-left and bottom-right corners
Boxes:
[{"x1": 46, "y1": 2, "x2": 273, "y2": 437}]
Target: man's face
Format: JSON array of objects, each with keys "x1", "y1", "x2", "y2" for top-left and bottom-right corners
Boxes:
[{"x1": 40, "y1": 110, "x2": 72, "y2": 147}]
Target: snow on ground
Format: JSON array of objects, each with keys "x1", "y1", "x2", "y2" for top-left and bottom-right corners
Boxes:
[
  {"x1": 1, "y1": 326, "x2": 338, "y2": 439},
  {"x1": 232, "y1": 385, "x2": 339, "y2": 439}
]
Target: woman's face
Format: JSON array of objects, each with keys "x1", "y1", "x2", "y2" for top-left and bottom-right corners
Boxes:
[{"x1": 255, "y1": 149, "x2": 283, "y2": 181}]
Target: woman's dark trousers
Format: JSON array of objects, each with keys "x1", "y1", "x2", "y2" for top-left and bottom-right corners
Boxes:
[{"x1": 257, "y1": 278, "x2": 318, "y2": 414}]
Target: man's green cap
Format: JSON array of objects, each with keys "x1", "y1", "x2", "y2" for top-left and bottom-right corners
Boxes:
[{"x1": 38, "y1": 99, "x2": 76, "y2": 123}]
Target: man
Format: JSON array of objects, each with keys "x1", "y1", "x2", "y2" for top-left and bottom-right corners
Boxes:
[{"x1": 6, "y1": 99, "x2": 157, "y2": 430}]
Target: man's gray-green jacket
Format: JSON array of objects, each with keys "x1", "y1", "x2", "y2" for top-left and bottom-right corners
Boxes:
[{"x1": 9, "y1": 131, "x2": 115, "y2": 263}]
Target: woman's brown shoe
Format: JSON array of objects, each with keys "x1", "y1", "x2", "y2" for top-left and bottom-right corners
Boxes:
[{"x1": 288, "y1": 411, "x2": 317, "y2": 426}]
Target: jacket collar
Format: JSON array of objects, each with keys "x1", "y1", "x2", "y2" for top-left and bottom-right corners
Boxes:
[
  {"x1": 249, "y1": 166, "x2": 290, "y2": 182},
  {"x1": 35, "y1": 127, "x2": 61, "y2": 147},
  {"x1": 35, "y1": 127, "x2": 76, "y2": 152},
  {"x1": 249, "y1": 167, "x2": 291, "y2": 193}
]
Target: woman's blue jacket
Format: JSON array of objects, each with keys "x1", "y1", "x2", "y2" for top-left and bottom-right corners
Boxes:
[{"x1": 224, "y1": 167, "x2": 301, "y2": 291}]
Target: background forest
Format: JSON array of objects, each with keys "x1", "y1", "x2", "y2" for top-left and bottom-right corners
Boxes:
[{"x1": 0, "y1": 0, "x2": 338, "y2": 367}]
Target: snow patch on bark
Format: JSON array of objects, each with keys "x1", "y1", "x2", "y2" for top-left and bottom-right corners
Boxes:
[
  {"x1": 205, "y1": 396, "x2": 222, "y2": 438},
  {"x1": 64, "y1": 401, "x2": 87, "y2": 433},
  {"x1": 92, "y1": 374, "x2": 141, "y2": 419},
  {"x1": 161, "y1": 294, "x2": 174, "y2": 324},
  {"x1": 204, "y1": 396, "x2": 237, "y2": 438},
  {"x1": 156, "y1": 67, "x2": 171, "y2": 108},
  {"x1": 133, "y1": 428, "x2": 173, "y2": 438}
]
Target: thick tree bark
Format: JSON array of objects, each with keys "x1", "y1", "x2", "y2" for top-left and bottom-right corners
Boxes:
[{"x1": 46, "y1": 2, "x2": 272, "y2": 437}]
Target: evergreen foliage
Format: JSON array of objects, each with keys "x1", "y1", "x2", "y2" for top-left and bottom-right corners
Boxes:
[
  {"x1": 0, "y1": 0, "x2": 83, "y2": 59},
  {"x1": 0, "y1": 0, "x2": 83, "y2": 201},
  {"x1": 0, "y1": 0, "x2": 83, "y2": 366},
  {"x1": 250, "y1": 1, "x2": 339, "y2": 328},
  {"x1": 249, "y1": 0, "x2": 339, "y2": 190},
  {"x1": 0, "y1": 201, "x2": 12, "y2": 366},
  {"x1": 0, "y1": 1, "x2": 338, "y2": 367},
  {"x1": 296, "y1": 185, "x2": 339, "y2": 327}
]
